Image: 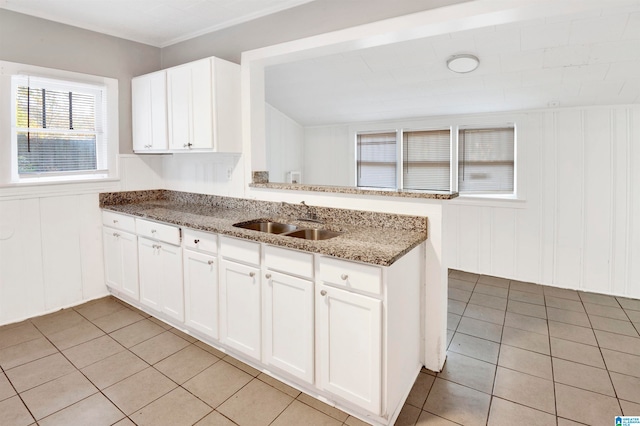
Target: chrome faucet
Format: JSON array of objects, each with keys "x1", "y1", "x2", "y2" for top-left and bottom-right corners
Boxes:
[{"x1": 299, "y1": 201, "x2": 322, "y2": 223}]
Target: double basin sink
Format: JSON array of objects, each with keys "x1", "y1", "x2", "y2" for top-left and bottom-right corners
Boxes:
[{"x1": 232, "y1": 220, "x2": 343, "y2": 241}]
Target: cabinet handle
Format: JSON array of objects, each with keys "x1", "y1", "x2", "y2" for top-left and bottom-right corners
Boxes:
[
  {"x1": 183, "y1": 143, "x2": 193, "y2": 148},
  {"x1": 340, "y1": 274, "x2": 348, "y2": 281},
  {"x1": 208, "y1": 260, "x2": 214, "y2": 265},
  {"x1": 249, "y1": 272, "x2": 255, "y2": 277},
  {"x1": 265, "y1": 273, "x2": 271, "y2": 279},
  {"x1": 151, "y1": 229, "x2": 157, "y2": 234},
  {"x1": 113, "y1": 232, "x2": 120, "y2": 237},
  {"x1": 113, "y1": 219, "x2": 118, "y2": 224},
  {"x1": 194, "y1": 239, "x2": 200, "y2": 244},
  {"x1": 320, "y1": 290, "x2": 327, "y2": 296}
]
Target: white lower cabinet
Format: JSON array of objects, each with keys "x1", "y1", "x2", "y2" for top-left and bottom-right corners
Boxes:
[
  {"x1": 102, "y1": 212, "x2": 422, "y2": 425},
  {"x1": 137, "y1": 218, "x2": 184, "y2": 323},
  {"x1": 219, "y1": 258, "x2": 261, "y2": 359},
  {"x1": 183, "y1": 249, "x2": 218, "y2": 338},
  {"x1": 102, "y1": 227, "x2": 139, "y2": 299},
  {"x1": 263, "y1": 270, "x2": 314, "y2": 384},
  {"x1": 317, "y1": 282, "x2": 382, "y2": 414},
  {"x1": 219, "y1": 235, "x2": 262, "y2": 360}
]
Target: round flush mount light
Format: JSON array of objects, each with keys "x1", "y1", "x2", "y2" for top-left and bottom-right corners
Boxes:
[{"x1": 447, "y1": 54, "x2": 480, "y2": 73}]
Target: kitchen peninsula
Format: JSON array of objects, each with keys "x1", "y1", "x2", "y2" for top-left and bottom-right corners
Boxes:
[{"x1": 100, "y1": 189, "x2": 427, "y2": 425}]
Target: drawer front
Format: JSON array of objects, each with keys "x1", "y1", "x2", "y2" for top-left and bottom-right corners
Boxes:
[
  {"x1": 265, "y1": 245, "x2": 314, "y2": 279},
  {"x1": 102, "y1": 211, "x2": 136, "y2": 233},
  {"x1": 183, "y1": 228, "x2": 217, "y2": 254},
  {"x1": 136, "y1": 218, "x2": 181, "y2": 245},
  {"x1": 220, "y1": 236, "x2": 260, "y2": 266},
  {"x1": 319, "y1": 256, "x2": 382, "y2": 295}
]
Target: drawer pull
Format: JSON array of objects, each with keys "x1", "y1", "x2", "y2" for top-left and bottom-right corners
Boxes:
[
  {"x1": 265, "y1": 273, "x2": 272, "y2": 279},
  {"x1": 113, "y1": 232, "x2": 120, "y2": 237},
  {"x1": 151, "y1": 229, "x2": 157, "y2": 234},
  {"x1": 208, "y1": 260, "x2": 214, "y2": 265},
  {"x1": 320, "y1": 290, "x2": 327, "y2": 296},
  {"x1": 249, "y1": 272, "x2": 256, "y2": 278},
  {"x1": 194, "y1": 239, "x2": 200, "y2": 244},
  {"x1": 340, "y1": 274, "x2": 348, "y2": 281},
  {"x1": 113, "y1": 219, "x2": 118, "y2": 224}
]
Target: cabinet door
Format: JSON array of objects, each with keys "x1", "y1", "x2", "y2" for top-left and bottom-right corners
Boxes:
[
  {"x1": 138, "y1": 237, "x2": 183, "y2": 321},
  {"x1": 317, "y1": 283, "x2": 382, "y2": 414},
  {"x1": 119, "y1": 231, "x2": 139, "y2": 299},
  {"x1": 103, "y1": 227, "x2": 123, "y2": 291},
  {"x1": 103, "y1": 227, "x2": 139, "y2": 299},
  {"x1": 132, "y1": 71, "x2": 167, "y2": 151},
  {"x1": 219, "y1": 259, "x2": 260, "y2": 359},
  {"x1": 138, "y1": 237, "x2": 162, "y2": 312},
  {"x1": 167, "y1": 59, "x2": 212, "y2": 150},
  {"x1": 160, "y1": 242, "x2": 184, "y2": 322},
  {"x1": 263, "y1": 271, "x2": 314, "y2": 383},
  {"x1": 167, "y1": 65, "x2": 192, "y2": 150},
  {"x1": 184, "y1": 249, "x2": 218, "y2": 338},
  {"x1": 189, "y1": 59, "x2": 213, "y2": 149}
]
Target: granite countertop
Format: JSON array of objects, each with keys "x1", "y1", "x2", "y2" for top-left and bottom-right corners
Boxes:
[
  {"x1": 100, "y1": 190, "x2": 428, "y2": 267},
  {"x1": 249, "y1": 182, "x2": 458, "y2": 200}
]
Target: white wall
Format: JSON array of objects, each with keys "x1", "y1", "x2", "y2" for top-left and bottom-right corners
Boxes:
[
  {"x1": 0, "y1": 9, "x2": 163, "y2": 325},
  {"x1": 0, "y1": 9, "x2": 161, "y2": 156},
  {"x1": 0, "y1": 155, "x2": 164, "y2": 325},
  {"x1": 162, "y1": 153, "x2": 245, "y2": 196},
  {"x1": 303, "y1": 125, "x2": 352, "y2": 186},
  {"x1": 446, "y1": 105, "x2": 640, "y2": 299},
  {"x1": 265, "y1": 104, "x2": 304, "y2": 183},
  {"x1": 286, "y1": 105, "x2": 640, "y2": 299}
]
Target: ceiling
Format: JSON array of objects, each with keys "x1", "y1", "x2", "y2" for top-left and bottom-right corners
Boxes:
[
  {"x1": 266, "y1": 2, "x2": 640, "y2": 126},
  {"x1": 0, "y1": 0, "x2": 314, "y2": 47}
]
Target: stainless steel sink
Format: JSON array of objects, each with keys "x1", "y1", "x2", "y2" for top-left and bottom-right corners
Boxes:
[
  {"x1": 284, "y1": 229, "x2": 343, "y2": 241},
  {"x1": 233, "y1": 220, "x2": 298, "y2": 234}
]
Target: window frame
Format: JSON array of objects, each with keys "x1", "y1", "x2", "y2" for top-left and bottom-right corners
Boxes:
[
  {"x1": 353, "y1": 120, "x2": 518, "y2": 198},
  {"x1": 1, "y1": 60, "x2": 119, "y2": 187},
  {"x1": 355, "y1": 129, "x2": 399, "y2": 189}
]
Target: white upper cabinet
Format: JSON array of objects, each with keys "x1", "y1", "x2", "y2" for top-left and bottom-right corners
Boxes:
[
  {"x1": 132, "y1": 70, "x2": 168, "y2": 152},
  {"x1": 132, "y1": 56, "x2": 241, "y2": 153}
]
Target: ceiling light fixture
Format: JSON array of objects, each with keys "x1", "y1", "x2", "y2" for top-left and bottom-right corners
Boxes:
[{"x1": 447, "y1": 54, "x2": 480, "y2": 73}]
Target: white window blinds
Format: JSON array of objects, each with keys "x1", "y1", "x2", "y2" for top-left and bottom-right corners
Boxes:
[
  {"x1": 356, "y1": 132, "x2": 397, "y2": 189},
  {"x1": 402, "y1": 129, "x2": 451, "y2": 191},
  {"x1": 458, "y1": 127, "x2": 514, "y2": 193},
  {"x1": 13, "y1": 75, "x2": 107, "y2": 176}
]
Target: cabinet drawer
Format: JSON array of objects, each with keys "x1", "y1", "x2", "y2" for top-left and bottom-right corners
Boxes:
[
  {"x1": 183, "y1": 228, "x2": 217, "y2": 254},
  {"x1": 136, "y1": 218, "x2": 181, "y2": 245},
  {"x1": 220, "y1": 236, "x2": 260, "y2": 266},
  {"x1": 102, "y1": 211, "x2": 136, "y2": 233},
  {"x1": 319, "y1": 256, "x2": 382, "y2": 296},
  {"x1": 265, "y1": 245, "x2": 313, "y2": 279}
]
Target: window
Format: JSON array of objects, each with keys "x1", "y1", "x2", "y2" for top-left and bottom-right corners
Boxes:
[
  {"x1": 458, "y1": 127, "x2": 514, "y2": 193},
  {"x1": 12, "y1": 75, "x2": 107, "y2": 179},
  {"x1": 356, "y1": 131, "x2": 397, "y2": 188},
  {"x1": 1, "y1": 61, "x2": 118, "y2": 186},
  {"x1": 403, "y1": 130, "x2": 450, "y2": 191},
  {"x1": 355, "y1": 124, "x2": 515, "y2": 195}
]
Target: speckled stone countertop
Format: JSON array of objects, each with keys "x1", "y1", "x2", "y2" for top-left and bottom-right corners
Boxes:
[
  {"x1": 100, "y1": 190, "x2": 427, "y2": 267},
  {"x1": 249, "y1": 182, "x2": 458, "y2": 199}
]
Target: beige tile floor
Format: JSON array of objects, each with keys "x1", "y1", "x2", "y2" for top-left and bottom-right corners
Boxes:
[{"x1": 1, "y1": 271, "x2": 639, "y2": 425}]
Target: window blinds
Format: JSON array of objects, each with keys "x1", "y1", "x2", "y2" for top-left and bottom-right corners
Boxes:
[
  {"x1": 356, "y1": 132, "x2": 397, "y2": 188},
  {"x1": 458, "y1": 127, "x2": 514, "y2": 193},
  {"x1": 402, "y1": 130, "x2": 451, "y2": 191},
  {"x1": 13, "y1": 75, "x2": 106, "y2": 176}
]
